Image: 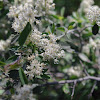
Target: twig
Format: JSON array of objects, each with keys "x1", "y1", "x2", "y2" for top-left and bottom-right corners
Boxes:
[
  {"x1": 88, "y1": 81, "x2": 97, "y2": 99},
  {"x1": 78, "y1": 25, "x2": 92, "y2": 51},
  {"x1": 67, "y1": 29, "x2": 78, "y2": 34},
  {"x1": 71, "y1": 81, "x2": 77, "y2": 99},
  {"x1": 80, "y1": 60, "x2": 90, "y2": 76},
  {"x1": 4, "y1": 55, "x2": 21, "y2": 72},
  {"x1": 79, "y1": 25, "x2": 93, "y2": 33}
]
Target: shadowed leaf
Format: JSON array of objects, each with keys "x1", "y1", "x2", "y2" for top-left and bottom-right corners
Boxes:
[{"x1": 19, "y1": 22, "x2": 31, "y2": 46}]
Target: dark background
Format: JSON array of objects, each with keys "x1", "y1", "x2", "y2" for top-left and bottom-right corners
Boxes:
[{"x1": 54, "y1": 0, "x2": 100, "y2": 16}]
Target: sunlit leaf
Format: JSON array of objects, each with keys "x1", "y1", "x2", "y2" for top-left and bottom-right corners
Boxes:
[
  {"x1": 0, "y1": 90, "x2": 4, "y2": 95},
  {"x1": 60, "y1": 7, "x2": 65, "y2": 16},
  {"x1": 78, "y1": 53, "x2": 91, "y2": 63},
  {"x1": 51, "y1": 23, "x2": 55, "y2": 33},
  {"x1": 57, "y1": 27, "x2": 65, "y2": 32},
  {"x1": 62, "y1": 84, "x2": 70, "y2": 94}
]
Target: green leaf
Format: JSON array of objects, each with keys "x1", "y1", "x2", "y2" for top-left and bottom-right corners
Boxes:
[
  {"x1": 0, "y1": 1, "x2": 3, "y2": 10},
  {"x1": 41, "y1": 74, "x2": 50, "y2": 79},
  {"x1": 10, "y1": 88, "x2": 15, "y2": 94},
  {"x1": 57, "y1": 27, "x2": 65, "y2": 32},
  {"x1": 51, "y1": 15, "x2": 64, "y2": 20},
  {"x1": 68, "y1": 25, "x2": 74, "y2": 30},
  {"x1": 72, "y1": 12, "x2": 79, "y2": 20},
  {"x1": 9, "y1": 63, "x2": 21, "y2": 70},
  {"x1": 19, "y1": 67, "x2": 28, "y2": 85},
  {"x1": 0, "y1": 90, "x2": 4, "y2": 95},
  {"x1": 0, "y1": 9, "x2": 9, "y2": 19},
  {"x1": 88, "y1": 69, "x2": 95, "y2": 75},
  {"x1": 0, "y1": 61, "x2": 6, "y2": 66},
  {"x1": 8, "y1": 0, "x2": 14, "y2": 3},
  {"x1": 60, "y1": 7, "x2": 65, "y2": 16},
  {"x1": 90, "y1": 47, "x2": 96, "y2": 62},
  {"x1": 82, "y1": 32, "x2": 93, "y2": 39},
  {"x1": 51, "y1": 23, "x2": 55, "y2": 33},
  {"x1": 68, "y1": 22, "x2": 75, "y2": 30},
  {"x1": 7, "y1": 55, "x2": 18, "y2": 62},
  {"x1": 33, "y1": 86, "x2": 45, "y2": 94},
  {"x1": 69, "y1": 22, "x2": 75, "y2": 26},
  {"x1": 19, "y1": 22, "x2": 31, "y2": 46},
  {"x1": 42, "y1": 32, "x2": 48, "y2": 35},
  {"x1": 62, "y1": 84, "x2": 70, "y2": 94},
  {"x1": 51, "y1": 15, "x2": 59, "y2": 19},
  {"x1": 42, "y1": 69, "x2": 48, "y2": 74},
  {"x1": 66, "y1": 41, "x2": 79, "y2": 51}
]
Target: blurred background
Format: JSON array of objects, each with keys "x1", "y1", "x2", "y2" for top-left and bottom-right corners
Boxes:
[{"x1": 54, "y1": 0, "x2": 100, "y2": 16}]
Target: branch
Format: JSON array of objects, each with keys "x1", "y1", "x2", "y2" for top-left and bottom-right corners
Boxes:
[{"x1": 40, "y1": 76, "x2": 100, "y2": 86}]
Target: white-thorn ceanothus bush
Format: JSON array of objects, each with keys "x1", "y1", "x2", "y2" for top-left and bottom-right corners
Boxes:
[{"x1": 1, "y1": 0, "x2": 100, "y2": 99}]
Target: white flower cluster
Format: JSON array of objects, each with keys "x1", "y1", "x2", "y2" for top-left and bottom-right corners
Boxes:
[
  {"x1": 8, "y1": 3, "x2": 37, "y2": 32},
  {"x1": 89, "y1": 38, "x2": 100, "y2": 50},
  {"x1": 63, "y1": 66, "x2": 83, "y2": 77},
  {"x1": 25, "y1": 29, "x2": 64, "y2": 77},
  {"x1": 83, "y1": 38, "x2": 100, "y2": 54},
  {"x1": 78, "y1": 0, "x2": 94, "y2": 13},
  {"x1": 8, "y1": 0, "x2": 64, "y2": 78},
  {"x1": 30, "y1": 29, "x2": 65, "y2": 61},
  {"x1": 15, "y1": 0, "x2": 55, "y2": 15},
  {"x1": 0, "y1": 36, "x2": 12, "y2": 51},
  {"x1": 95, "y1": 38, "x2": 100, "y2": 48},
  {"x1": 87, "y1": 6, "x2": 100, "y2": 25},
  {"x1": 25, "y1": 58, "x2": 45, "y2": 79},
  {"x1": 12, "y1": 85, "x2": 36, "y2": 100},
  {"x1": 8, "y1": 0, "x2": 55, "y2": 33},
  {"x1": 89, "y1": 38, "x2": 97, "y2": 49}
]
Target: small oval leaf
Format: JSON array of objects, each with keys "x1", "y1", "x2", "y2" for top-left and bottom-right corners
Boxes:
[{"x1": 78, "y1": 53, "x2": 91, "y2": 63}]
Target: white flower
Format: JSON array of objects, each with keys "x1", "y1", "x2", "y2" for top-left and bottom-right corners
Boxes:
[
  {"x1": 7, "y1": 5, "x2": 23, "y2": 18},
  {"x1": 87, "y1": 6, "x2": 100, "y2": 25},
  {"x1": 83, "y1": 38, "x2": 97, "y2": 52},
  {"x1": 82, "y1": 45, "x2": 90, "y2": 54},
  {"x1": 89, "y1": 38, "x2": 97, "y2": 49},
  {"x1": 12, "y1": 18, "x2": 27, "y2": 32}
]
